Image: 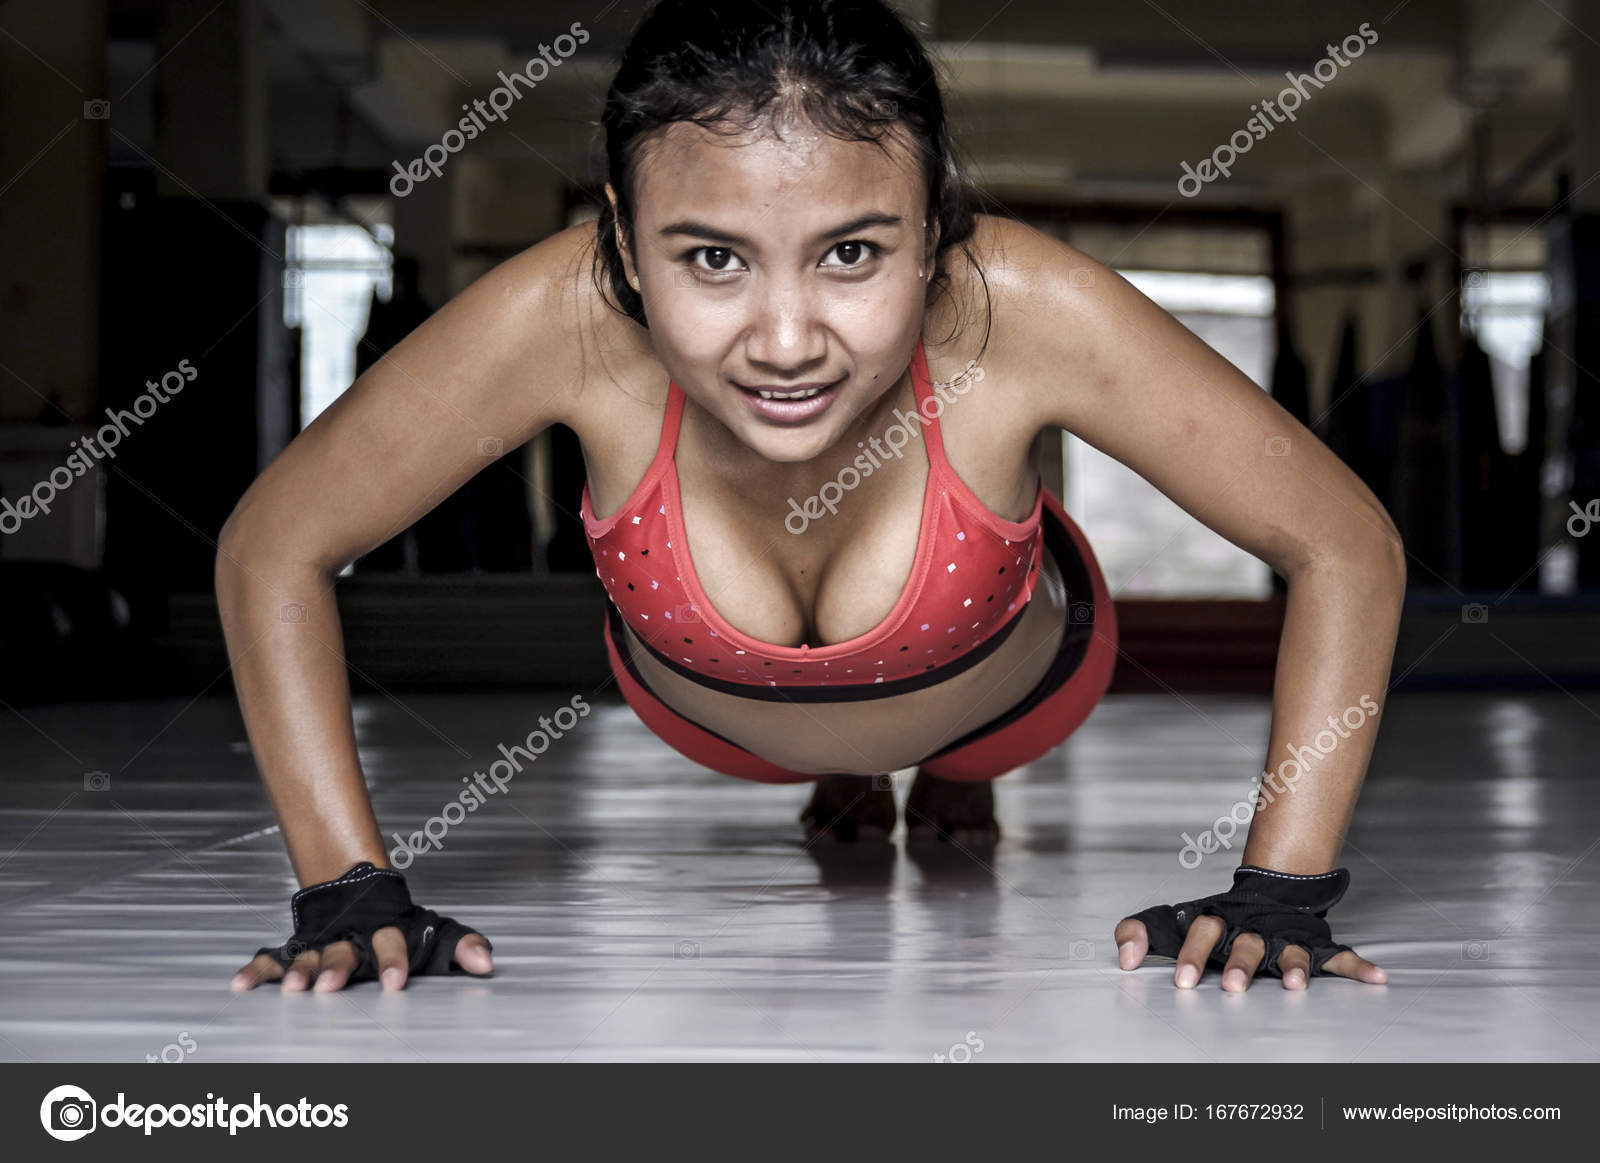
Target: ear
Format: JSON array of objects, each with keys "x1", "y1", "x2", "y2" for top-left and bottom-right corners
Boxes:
[{"x1": 604, "y1": 181, "x2": 632, "y2": 275}]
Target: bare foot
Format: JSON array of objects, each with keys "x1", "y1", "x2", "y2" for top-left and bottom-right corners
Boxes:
[
  {"x1": 799, "y1": 774, "x2": 896, "y2": 842},
  {"x1": 904, "y1": 770, "x2": 1000, "y2": 847}
]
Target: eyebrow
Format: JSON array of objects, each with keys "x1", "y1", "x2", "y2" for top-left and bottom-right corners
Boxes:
[{"x1": 657, "y1": 212, "x2": 904, "y2": 247}]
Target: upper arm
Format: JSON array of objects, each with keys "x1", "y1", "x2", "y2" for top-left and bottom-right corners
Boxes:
[
  {"x1": 220, "y1": 223, "x2": 598, "y2": 573},
  {"x1": 998, "y1": 224, "x2": 1402, "y2": 576}
]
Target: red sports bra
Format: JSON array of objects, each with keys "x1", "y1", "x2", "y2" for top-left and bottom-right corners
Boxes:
[{"x1": 581, "y1": 337, "x2": 1045, "y2": 700}]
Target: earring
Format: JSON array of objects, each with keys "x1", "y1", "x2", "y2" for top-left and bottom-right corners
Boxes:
[{"x1": 630, "y1": 274, "x2": 640, "y2": 290}]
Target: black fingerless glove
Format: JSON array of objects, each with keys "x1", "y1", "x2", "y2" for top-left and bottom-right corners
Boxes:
[
  {"x1": 1128, "y1": 865, "x2": 1354, "y2": 977},
  {"x1": 255, "y1": 861, "x2": 492, "y2": 981}
]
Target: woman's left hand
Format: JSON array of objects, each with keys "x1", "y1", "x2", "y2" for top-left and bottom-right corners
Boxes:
[
  {"x1": 1111, "y1": 865, "x2": 1389, "y2": 992},
  {"x1": 1114, "y1": 915, "x2": 1388, "y2": 991}
]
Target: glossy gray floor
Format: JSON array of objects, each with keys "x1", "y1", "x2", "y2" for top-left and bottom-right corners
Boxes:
[{"x1": 1, "y1": 689, "x2": 1596, "y2": 1062}]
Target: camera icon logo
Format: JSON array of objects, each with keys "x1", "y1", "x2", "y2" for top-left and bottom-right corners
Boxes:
[
  {"x1": 280, "y1": 603, "x2": 307, "y2": 623},
  {"x1": 674, "y1": 270, "x2": 701, "y2": 288},
  {"x1": 40, "y1": 1084, "x2": 97, "y2": 1141},
  {"x1": 1463, "y1": 267, "x2": 1488, "y2": 289},
  {"x1": 675, "y1": 939, "x2": 699, "y2": 960},
  {"x1": 674, "y1": 603, "x2": 702, "y2": 624},
  {"x1": 83, "y1": 99, "x2": 110, "y2": 120},
  {"x1": 283, "y1": 269, "x2": 305, "y2": 290},
  {"x1": 83, "y1": 770, "x2": 110, "y2": 792},
  {"x1": 1461, "y1": 604, "x2": 1488, "y2": 624},
  {"x1": 477, "y1": 436, "x2": 504, "y2": 457},
  {"x1": 1265, "y1": 435, "x2": 1291, "y2": 456},
  {"x1": 1069, "y1": 268, "x2": 1096, "y2": 288},
  {"x1": 1069, "y1": 601, "x2": 1094, "y2": 624},
  {"x1": 1462, "y1": 940, "x2": 1490, "y2": 962},
  {"x1": 1068, "y1": 939, "x2": 1096, "y2": 961}
]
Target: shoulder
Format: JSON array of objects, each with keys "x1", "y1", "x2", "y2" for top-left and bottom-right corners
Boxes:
[
  {"x1": 924, "y1": 214, "x2": 1121, "y2": 430},
  {"x1": 962, "y1": 213, "x2": 1125, "y2": 347},
  {"x1": 462, "y1": 218, "x2": 666, "y2": 428},
  {"x1": 938, "y1": 213, "x2": 1167, "y2": 429}
]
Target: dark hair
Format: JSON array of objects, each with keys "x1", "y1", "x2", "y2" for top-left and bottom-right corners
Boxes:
[{"x1": 590, "y1": 0, "x2": 989, "y2": 350}]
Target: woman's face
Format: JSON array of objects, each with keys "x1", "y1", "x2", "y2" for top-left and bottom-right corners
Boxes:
[{"x1": 608, "y1": 114, "x2": 934, "y2": 465}]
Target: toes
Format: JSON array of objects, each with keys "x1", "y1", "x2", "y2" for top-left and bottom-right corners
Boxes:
[
  {"x1": 800, "y1": 775, "x2": 896, "y2": 843},
  {"x1": 903, "y1": 772, "x2": 998, "y2": 844}
]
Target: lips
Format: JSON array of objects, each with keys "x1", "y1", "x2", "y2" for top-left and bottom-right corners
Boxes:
[
  {"x1": 734, "y1": 376, "x2": 844, "y2": 424},
  {"x1": 749, "y1": 384, "x2": 828, "y2": 400}
]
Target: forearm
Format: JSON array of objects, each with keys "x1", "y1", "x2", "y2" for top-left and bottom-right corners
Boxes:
[
  {"x1": 215, "y1": 532, "x2": 389, "y2": 886},
  {"x1": 1241, "y1": 543, "x2": 1405, "y2": 873}
]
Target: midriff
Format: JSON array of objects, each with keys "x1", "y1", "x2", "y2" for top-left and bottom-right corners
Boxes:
[{"x1": 619, "y1": 540, "x2": 1067, "y2": 774}]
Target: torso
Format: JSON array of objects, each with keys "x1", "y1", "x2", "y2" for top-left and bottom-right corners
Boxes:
[{"x1": 565, "y1": 214, "x2": 1069, "y2": 774}]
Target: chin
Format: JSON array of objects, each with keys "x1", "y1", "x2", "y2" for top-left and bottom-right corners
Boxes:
[{"x1": 735, "y1": 419, "x2": 843, "y2": 464}]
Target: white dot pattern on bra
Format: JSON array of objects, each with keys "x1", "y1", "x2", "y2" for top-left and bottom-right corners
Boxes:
[{"x1": 589, "y1": 483, "x2": 1042, "y2": 685}]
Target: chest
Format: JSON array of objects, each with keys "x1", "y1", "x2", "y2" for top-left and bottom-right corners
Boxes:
[{"x1": 674, "y1": 438, "x2": 936, "y2": 648}]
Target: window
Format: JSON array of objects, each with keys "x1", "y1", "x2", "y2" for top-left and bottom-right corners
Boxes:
[
  {"x1": 1053, "y1": 219, "x2": 1277, "y2": 598},
  {"x1": 282, "y1": 216, "x2": 394, "y2": 427},
  {"x1": 1461, "y1": 220, "x2": 1558, "y2": 589}
]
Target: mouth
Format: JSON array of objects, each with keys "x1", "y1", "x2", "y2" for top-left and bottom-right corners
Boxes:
[{"x1": 734, "y1": 376, "x2": 845, "y2": 424}]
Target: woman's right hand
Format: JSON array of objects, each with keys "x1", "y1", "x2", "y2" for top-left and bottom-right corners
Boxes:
[
  {"x1": 229, "y1": 861, "x2": 496, "y2": 993},
  {"x1": 231, "y1": 927, "x2": 494, "y2": 993}
]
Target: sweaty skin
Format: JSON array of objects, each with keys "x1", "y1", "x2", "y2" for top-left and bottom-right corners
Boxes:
[{"x1": 217, "y1": 112, "x2": 1400, "y2": 994}]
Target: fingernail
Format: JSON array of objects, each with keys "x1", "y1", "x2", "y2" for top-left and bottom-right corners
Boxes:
[
  {"x1": 1285, "y1": 969, "x2": 1305, "y2": 988},
  {"x1": 1175, "y1": 964, "x2": 1198, "y2": 988},
  {"x1": 382, "y1": 967, "x2": 404, "y2": 990},
  {"x1": 1116, "y1": 941, "x2": 1132, "y2": 965}
]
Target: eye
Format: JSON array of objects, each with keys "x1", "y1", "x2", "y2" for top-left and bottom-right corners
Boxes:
[
  {"x1": 820, "y1": 240, "x2": 880, "y2": 269},
  {"x1": 687, "y1": 247, "x2": 747, "y2": 274}
]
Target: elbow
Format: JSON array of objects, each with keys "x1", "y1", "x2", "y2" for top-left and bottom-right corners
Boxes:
[
  {"x1": 214, "y1": 512, "x2": 255, "y2": 600},
  {"x1": 1365, "y1": 508, "x2": 1407, "y2": 590},
  {"x1": 1290, "y1": 512, "x2": 1406, "y2": 593}
]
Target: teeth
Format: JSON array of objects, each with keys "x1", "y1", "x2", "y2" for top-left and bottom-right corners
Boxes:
[{"x1": 757, "y1": 387, "x2": 823, "y2": 400}]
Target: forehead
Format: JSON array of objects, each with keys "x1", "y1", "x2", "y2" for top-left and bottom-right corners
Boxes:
[{"x1": 632, "y1": 115, "x2": 923, "y2": 230}]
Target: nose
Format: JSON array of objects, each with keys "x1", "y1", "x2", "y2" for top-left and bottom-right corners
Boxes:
[{"x1": 743, "y1": 273, "x2": 828, "y2": 375}]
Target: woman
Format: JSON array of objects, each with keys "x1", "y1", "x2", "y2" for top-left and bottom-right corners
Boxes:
[{"x1": 219, "y1": 0, "x2": 1399, "y2": 998}]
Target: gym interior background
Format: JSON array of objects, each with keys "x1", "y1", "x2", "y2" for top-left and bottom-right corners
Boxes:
[{"x1": 2, "y1": 0, "x2": 1599, "y2": 1062}]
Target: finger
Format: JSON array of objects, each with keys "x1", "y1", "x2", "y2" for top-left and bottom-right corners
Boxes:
[
  {"x1": 1320, "y1": 949, "x2": 1389, "y2": 985},
  {"x1": 281, "y1": 946, "x2": 321, "y2": 993},
  {"x1": 1277, "y1": 945, "x2": 1312, "y2": 989},
  {"x1": 372, "y1": 925, "x2": 409, "y2": 990},
  {"x1": 452, "y1": 933, "x2": 494, "y2": 975},
  {"x1": 1113, "y1": 918, "x2": 1149, "y2": 970},
  {"x1": 1174, "y1": 915, "x2": 1224, "y2": 988},
  {"x1": 312, "y1": 940, "x2": 360, "y2": 993},
  {"x1": 230, "y1": 952, "x2": 286, "y2": 992},
  {"x1": 1220, "y1": 932, "x2": 1266, "y2": 993}
]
